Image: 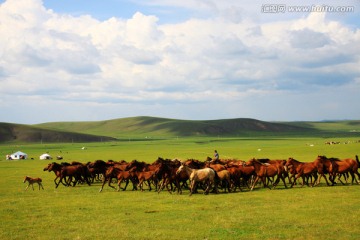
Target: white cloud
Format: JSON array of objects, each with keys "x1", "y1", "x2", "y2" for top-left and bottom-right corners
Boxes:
[{"x1": 0, "y1": 0, "x2": 359, "y2": 123}]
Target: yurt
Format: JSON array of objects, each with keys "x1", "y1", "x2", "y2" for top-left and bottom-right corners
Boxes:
[
  {"x1": 40, "y1": 153, "x2": 52, "y2": 160},
  {"x1": 9, "y1": 151, "x2": 28, "y2": 160}
]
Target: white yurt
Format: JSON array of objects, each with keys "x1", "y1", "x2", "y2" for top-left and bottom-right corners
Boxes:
[
  {"x1": 39, "y1": 153, "x2": 52, "y2": 160},
  {"x1": 9, "y1": 151, "x2": 28, "y2": 160}
]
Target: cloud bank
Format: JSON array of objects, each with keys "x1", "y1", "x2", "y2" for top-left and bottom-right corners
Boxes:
[{"x1": 0, "y1": 0, "x2": 359, "y2": 123}]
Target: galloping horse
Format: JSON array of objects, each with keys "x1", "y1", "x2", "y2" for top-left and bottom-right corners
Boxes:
[
  {"x1": 246, "y1": 159, "x2": 287, "y2": 190},
  {"x1": 44, "y1": 162, "x2": 67, "y2": 187},
  {"x1": 176, "y1": 163, "x2": 218, "y2": 196},
  {"x1": 285, "y1": 158, "x2": 318, "y2": 187},
  {"x1": 319, "y1": 156, "x2": 360, "y2": 185},
  {"x1": 314, "y1": 156, "x2": 336, "y2": 186},
  {"x1": 23, "y1": 176, "x2": 44, "y2": 191}
]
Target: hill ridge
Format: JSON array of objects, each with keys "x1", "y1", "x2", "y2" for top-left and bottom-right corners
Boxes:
[{"x1": 1, "y1": 116, "x2": 360, "y2": 143}]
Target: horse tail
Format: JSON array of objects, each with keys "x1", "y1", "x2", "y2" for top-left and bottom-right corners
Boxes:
[
  {"x1": 213, "y1": 169, "x2": 220, "y2": 182},
  {"x1": 356, "y1": 155, "x2": 360, "y2": 167}
]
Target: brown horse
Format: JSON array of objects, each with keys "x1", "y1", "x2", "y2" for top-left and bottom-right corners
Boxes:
[
  {"x1": 246, "y1": 159, "x2": 287, "y2": 190},
  {"x1": 99, "y1": 166, "x2": 137, "y2": 192},
  {"x1": 205, "y1": 161, "x2": 226, "y2": 172},
  {"x1": 23, "y1": 176, "x2": 44, "y2": 191},
  {"x1": 87, "y1": 159, "x2": 107, "y2": 183},
  {"x1": 45, "y1": 162, "x2": 90, "y2": 188},
  {"x1": 285, "y1": 158, "x2": 318, "y2": 187},
  {"x1": 133, "y1": 170, "x2": 157, "y2": 191},
  {"x1": 176, "y1": 163, "x2": 217, "y2": 196},
  {"x1": 314, "y1": 156, "x2": 337, "y2": 186},
  {"x1": 44, "y1": 162, "x2": 68, "y2": 187},
  {"x1": 216, "y1": 170, "x2": 232, "y2": 193},
  {"x1": 321, "y1": 156, "x2": 360, "y2": 185}
]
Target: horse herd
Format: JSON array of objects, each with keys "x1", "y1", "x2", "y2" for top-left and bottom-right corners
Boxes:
[{"x1": 38, "y1": 154, "x2": 360, "y2": 195}]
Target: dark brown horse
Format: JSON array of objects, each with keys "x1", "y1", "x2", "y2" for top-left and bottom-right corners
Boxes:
[
  {"x1": 314, "y1": 156, "x2": 337, "y2": 186},
  {"x1": 45, "y1": 162, "x2": 90, "y2": 188},
  {"x1": 319, "y1": 156, "x2": 360, "y2": 185},
  {"x1": 99, "y1": 166, "x2": 137, "y2": 192},
  {"x1": 43, "y1": 162, "x2": 68, "y2": 187},
  {"x1": 87, "y1": 159, "x2": 107, "y2": 183},
  {"x1": 246, "y1": 159, "x2": 287, "y2": 190},
  {"x1": 132, "y1": 169, "x2": 157, "y2": 191},
  {"x1": 285, "y1": 158, "x2": 318, "y2": 187}
]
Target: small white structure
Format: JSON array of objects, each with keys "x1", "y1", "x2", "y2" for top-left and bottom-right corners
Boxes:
[
  {"x1": 8, "y1": 151, "x2": 28, "y2": 160},
  {"x1": 40, "y1": 153, "x2": 52, "y2": 160}
]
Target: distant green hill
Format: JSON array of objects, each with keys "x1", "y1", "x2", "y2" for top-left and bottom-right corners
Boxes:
[
  {"x1": 0, "y1": 122, "x2": 116, "y2": 143},
  {"x1": 34, "y1": 116, "x2": 313, "y2": 139},
  {"x1": 1, "y1": 117, "x2": 359, "y2": 143}
]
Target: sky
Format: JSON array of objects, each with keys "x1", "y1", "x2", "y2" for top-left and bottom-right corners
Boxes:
[{"x1": 0, "y1": 0, "x2": 359, "y2": 124}]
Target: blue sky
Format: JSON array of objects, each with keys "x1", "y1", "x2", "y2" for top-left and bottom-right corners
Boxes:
[{"x1": 0, "y1": 0, "x2": 359, "y2": 124}]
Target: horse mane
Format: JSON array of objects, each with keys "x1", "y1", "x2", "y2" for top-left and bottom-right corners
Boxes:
[{"x1": 289, "y1": 158, "x2": 301, "y2": 163}]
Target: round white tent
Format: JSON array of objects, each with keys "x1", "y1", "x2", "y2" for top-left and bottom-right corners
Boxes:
[
  {"x1": 9, "y1": 151, "x2": 28, "y2": 160},
  {"x1": 40, "y1": 153, "x2": 52, "y2": 160}
]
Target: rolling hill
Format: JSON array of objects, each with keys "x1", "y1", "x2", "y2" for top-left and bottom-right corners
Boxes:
[
  {"x1": 34, "y1": 116, "x2": 312, "y2": 139},
  {"x1": 0, "y1": 122, "x2": 116, "y2": 143},
  {"x1": 1, "y1": 116, "x2": 359, "y2": 143}
]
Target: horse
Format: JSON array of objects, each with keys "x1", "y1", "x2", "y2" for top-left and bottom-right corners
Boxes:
[
  {"x1": 45, "y1": 162, "x2": 90, "y2": 188},
  {"x1": 43, "y1": 162, "x2": 68, "y2": 187},
  {"x1": 99, "y1": 166, "x2": 137, "y2": 192},
  {"x1": 156, "y1": 161, "x2": 184, "y2": 194},
  {"x1": 216, "y1": 170, "x2": 232, "y2": 193},
  {"x1": 246, "y1": 159, "x2": 287, "y2": 191},
  {"x1": 285, "y1": 158, "x2": 318, "y2": 187},
  {"x1": 23, "y1": 176, "x2": 44, "y2": 191},
  {"x1": 204, "y1": 161, "x2": 226, "y2": 172},
  {"x1": 313, "y1": 156, "x2": 337, "y2": 186},
  {"x1": 133, "y1": 169, "x2": 157, "y2": 191},
  {"x1": 176, "y1": 163, "x2": 217, "y2": 196},
  {"x1": 325, "y1": 156, "x2": 360, "y2": 185},
  {"x1": 87, "y1": 159, "x2": 112, "y2": 183}
]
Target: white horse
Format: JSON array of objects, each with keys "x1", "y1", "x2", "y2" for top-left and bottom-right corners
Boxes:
[
  {"x1": 23, "y1": 176, "x2": 44, "y2": 191},
  {"x1": 176, "y1": 163, "x2": 217, "y2": 196}
]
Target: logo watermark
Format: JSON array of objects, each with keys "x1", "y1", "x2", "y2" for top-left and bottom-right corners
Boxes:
[{"x1": 261, "y1": 4, "x2": 355, "y2": 13}]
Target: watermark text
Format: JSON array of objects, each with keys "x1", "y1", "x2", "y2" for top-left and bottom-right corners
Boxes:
[{"x1": 261, "y1": 4, "x2": 355, "y2": 13}]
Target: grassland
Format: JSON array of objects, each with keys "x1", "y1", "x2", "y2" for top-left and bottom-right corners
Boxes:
[{"x1": 1, "y1": 136, "x2": 360, "y2": 239}]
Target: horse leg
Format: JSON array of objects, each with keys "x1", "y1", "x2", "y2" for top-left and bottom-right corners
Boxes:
[
  {"x1": 354, "y1": 171, "x2": 360, "y2": 184},
  {"x1": 318, "y1": 173, "x2": 331, "y2": 186},
  {"x1": 204, "y1": 179, "x2": 211, "y2": 195},
  {"x1": 250, "y1": 176, "x2": 260, "y2": 191},
  {"x1": 55, "y1": 176, "x2": 63, "y2": 188},
  {"x1": 281, "y1": 175, "x2": 288, "y2": 188},
  {"x1": 212, "y1": 178, "x2": 218, "y2": 194},
  {"x1": 291, "y1": 174, "x2": 300, "y2": 188},
  {"x1": 138, "y1": 179, "x2": 144, "y2": 192},
  {"x1": 25, "y1": 183, "x2": 30, "y2": 191},
  {"x1": 99, "y1": 177, "x2": 108, "y2": 192},
  {"x1": 147, "y1": 180, "x2": 152, "y2": 191},
  {"x1": 349, "y1": 172, "x2": 356, "y2": 185},
  {"x1": 337, "y1": 173, "x2": 346, "y2": 185},
  {"x1": 272, "y1": 176, "x2": 280, "y2": 189},
  {"x1": 189, "y1": 181, "x2": 196, "y2": 196},
  {"x1": 107, "y1": 177, "x2": 116, "y2": 190},
  {"x1": 122, "y1": 179, "x2": 130, "y2": 191},
  {"x1": 263, "y1": 177, "x2": 272, "y2": 189},
  {"x1": 157, "y1": 179, "x2": 165, "y2": 193}
]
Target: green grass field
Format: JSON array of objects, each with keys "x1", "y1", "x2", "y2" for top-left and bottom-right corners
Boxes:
[{"x1": 1, "y1": 137, "x2": 360, "y2": 239}]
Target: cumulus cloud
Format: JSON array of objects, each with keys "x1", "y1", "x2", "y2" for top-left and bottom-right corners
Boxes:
[{"x1": 0, "y1": 0, "x2": 359, "y2": 123}]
